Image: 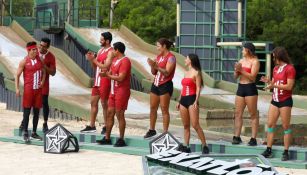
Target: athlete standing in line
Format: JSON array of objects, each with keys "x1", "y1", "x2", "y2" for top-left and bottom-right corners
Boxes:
[
  {"x1": 176, "y1": 54, "x2": 209, "y2": 154},
  {"x1": 232, "y1": 42, "x2": 260, "y2": 146},
  {"x1": 81, "y1": 32, "x2": 113, "y2": 134},
  {"x1": 144, "y1": 38, "x2": 176, "y2": 139},
  {"x1": 15, "y1": 41, "x2": 46, "y2": 142},
  {"x1": 261, "y1": 47, "x2": 296, "y2": 161},
  {"x1": 96, "y1": 42, "x2": 131, "y2": 147}
]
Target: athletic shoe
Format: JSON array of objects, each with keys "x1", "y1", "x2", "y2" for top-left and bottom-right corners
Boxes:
[
  {"x1": 80, "y1": 125, "x2": 96, "y2": 133},
  {"x1": 23, "y1": 132, "x2": 30, "y2": 143},
  {"x1": 177, "y1": 144, "x2": 191, "y2": 153},
  {"x1": 202, "y1": 145, "x2": 209, "y2": 154},
  {"x1": 43, "y1": 123, "x2": 49, "y2": 133},
  {"x1": 96, "y1": 137, "x2": 112, "y2": 145},
  {"x1": 101, "y1": 126, "x2": 107, "y2": 135},
  {"x1": 144, "y1": 129, "x2": 157, "y2": 139},
  {"x1": 114, "y1": 138, "x2": 127, "y2": 147},
  {"x1": 261, "y1": 149, "x2": 273, "y2": 158},
  {"x1": 248, "y1": 138, "x2": 257, "y2": 146},
  {"x1": 281, "y1": 151, "x2": 289, "y2": 161},
  {"x1": 31, "y1": 133, "x2": 43, "y2": 141},
  {"x1": 232, "y1": 136, "x2": 242, "y2": 144}
]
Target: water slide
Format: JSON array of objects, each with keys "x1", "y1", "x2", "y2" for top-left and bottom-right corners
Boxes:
[
  {"x1": 71, "y1": 26, "x2": 307, "y2": 118},
  {"x1": 0, "y1": 22, "x2": 157, "y2": 120}
]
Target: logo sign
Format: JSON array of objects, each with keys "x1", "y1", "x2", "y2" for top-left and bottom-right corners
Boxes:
[
  {"x1": 149, "y1": 132, "x2": 180, "y2": 154},
  {"x1": 146, "y1": 150, "x2": 281, "y2": 175},
  {"x1": 44, "y1": 123, "x2": 79, "y2": 154}
]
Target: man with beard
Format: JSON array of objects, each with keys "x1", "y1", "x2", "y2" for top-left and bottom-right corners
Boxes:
[{"x1": 81, "y1": 32, "x2": 113, "y2": 134}]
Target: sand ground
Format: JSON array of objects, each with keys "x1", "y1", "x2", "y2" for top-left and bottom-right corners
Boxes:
[{"x1": 0, "y1": 103, "x2": 306, "y2": 175}]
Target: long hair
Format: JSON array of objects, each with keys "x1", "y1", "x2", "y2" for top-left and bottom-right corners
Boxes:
[
  {"x1": 188, "y1": 53, "x2": 204, "y2": 87},
  {"x1": 272, "y1": 47, "x2": 291, "y2": 64}
]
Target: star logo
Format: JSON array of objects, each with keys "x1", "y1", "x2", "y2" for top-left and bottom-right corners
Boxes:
[
  {"x1": 45, "y1": 125, "x2": 68, "y2": 153},
  {"x1": 149, "y1": 132, "x2": 180, "y2": 154}
]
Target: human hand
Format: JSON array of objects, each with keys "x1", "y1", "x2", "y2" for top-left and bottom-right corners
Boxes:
[
  {"x1": 234, "y1": 62, "x2": 242, "y2": 72},
  {"x1": 193, "y1": 101, "x2": 198, "y2": 109},
  {"x1": 16, "y1": 89, "x2": 20, "y2": 97},
  {"x1": 260, "y1": 76, "x2": 270, "y2": 83},
  {"x1": 176, "y1": 103, "x2": 180, "y2": 111}
]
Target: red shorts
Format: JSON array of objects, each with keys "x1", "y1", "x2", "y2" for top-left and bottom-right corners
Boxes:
[
  {"x1": 108, "y1": 89, "x2": 130, "y2": 110},
  {"x1": 91, "y1": 83, "x2": 110, "y2": 100},
  {"x1": 23, "y1": 89, "x2": 42, "y2": 108}
]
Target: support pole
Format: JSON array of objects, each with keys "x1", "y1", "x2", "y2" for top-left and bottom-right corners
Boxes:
[
  {"x1": 214, "y1": 0, "x2": 221, "y2": 37},
  {"x1": 238, "y1": 0, "x2": 242, "y2": 38},
  {"x1": 176, "y1": 1, "x2": 180, "y2": 37},
  {"x1": 0, "y1": 0, "x2": 5, "y2": 26}
]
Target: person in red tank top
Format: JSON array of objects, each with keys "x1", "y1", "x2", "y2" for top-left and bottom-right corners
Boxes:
[
  {"x1": 15, "y1": 41, "x2": 46, "y2": 142},
  {"x1": 96, "y1": 42, "x2": 131, "y2": 147},
  {"x1": 260, "y1": 47, "x2": 296, "y2": 161},
  {"x1": 81, "y1": 32, "x2": 113, "y2": 134},
  {"x1": 19, "y1": 38, "x2": 56, "y2": 134},
  {"x1": 233, "y1": 42, "x2": 260, "y2": 146},
  {"x1": 144, "y1": 38, "x2": 176, "y2": 139},
  {"x1": 176, "y1": 54, "x2": 209, "y2": 154}
]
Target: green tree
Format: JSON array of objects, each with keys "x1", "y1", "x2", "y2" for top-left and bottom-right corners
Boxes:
[
  {"x1": 112, "y1": 0, "x2": 176, "y2": 44},
  {"x1": 247, "y1": 0, "x2": 307, "y2": 93}
]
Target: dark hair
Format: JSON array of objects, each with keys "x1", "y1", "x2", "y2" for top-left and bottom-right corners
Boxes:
[
  {"x1": 188, "y1": 53, "x2": 204, "y2": 87},
  {"x1": 26, "y1": 41, "x2": 37, "y2": 47},
  {"x1": 243, "y1": 42, "x2": 256, "y2": 56},
  {"x1": 157, "y1": 38, "x2": 173, "y2": 50},
  {"x1": 272, "y1": 47, "x2": 291, "y2": 64},
  {"x1": 101, "y1": 32, "x2": 112, "y2": 43},
  {"x1": 41, "y1": 37, "x2": 51, "y2": 46},
  {"x1": 113, "y1": 42, "x2": 125, "y2": 54}
]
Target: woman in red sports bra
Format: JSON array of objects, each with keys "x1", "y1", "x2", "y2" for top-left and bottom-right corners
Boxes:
[
  {"x1": 233, "y1": 42, "x2": 260, "y2": 146},
  {"x1": 176, "y1": 54, "x2": 209, "y2": 154}
]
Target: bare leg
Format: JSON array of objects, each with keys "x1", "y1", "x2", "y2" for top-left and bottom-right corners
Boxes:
[
  {"x1": 160, "y1": 93, "x2": 171, "y2": 132},
  {"x1": 179, "y1": 105, "x2": 190, "y2": 145},
  {"x1": 149, "y1": 93, "x2": 160, "y2": 130},
  {"x1": 105, "y1": 108, "x2": 115, "y2": 140},
  {"x1": 189, "y1": 105, "x2": 207, "y2": 146},
  {"x1": 245, "y1": 95, "x2": 259, "y2": 138},
  {"x1": 234, "y1": 96, "x2": 246, "y2": 137},
  {"x1": 89, "y1": 95, "x2": 100, "y2": 127},
  {"x1": 101, "y1": 99, "x2": 108, "y2": 126},
  {"x1": 266, "y1": 104, "x2": 280, "y2": 148},
  {"x1": 116, "y1": 110, "x2": 126, "y2": 139},
  {"x1": 280, "y1": 107, "x2": 292, "y2": 150}
]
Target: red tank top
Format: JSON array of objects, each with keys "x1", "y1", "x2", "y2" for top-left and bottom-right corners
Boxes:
[
  {"x1": 94, "y1": 47, "x2": 113, "y2": 87},
  {"x1": 242, "y1": 67, "x2": 251, "y2": 73},
  {"x1": 181, "y1": 78, "x2": 196, "y2": 96},
  {"x1": 110, "y1": 56, "x2": 131, "y2": 95},
  {"x1": 272, "y1": 64, "x2": 296, "y2": 102},
  {"x1": 153, "y1": 52, "x2": 176, "y2": 86},
  {"x1": 23, "y1": 56, "x2": 43, "y2": 90}
]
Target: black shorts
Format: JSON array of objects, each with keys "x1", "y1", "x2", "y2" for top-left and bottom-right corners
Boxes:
[
  {"x1": 271, "y1": 97, "x2": 293, "y2": 108},
  {"x1": 151, "y1": 81, "x2": 173, "y2": 96},
  {"x1": 236, "y1": 83, "x2": 258, "y2": 97},
  {"x1": 180, "y1": 95, "x2": 196, "y2": 109}
]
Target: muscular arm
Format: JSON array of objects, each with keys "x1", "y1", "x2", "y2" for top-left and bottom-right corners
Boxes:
[
  {"x1": 41, "y1": 68, "x2": 46, "y2": 87},
  {"x1": 240, "y1": 59, "x2": 260, "y2": 82},
  {"x1": 155, "y1": 57, "x2": 176, "y2": 77},
  {"x1": 93, "y1": 51, "x2": 114, "y2": 70},
  {"x1": 15, "y1": 60, "x2": 26, "y2": 96},
  {"x1": 107, "y1": 72, "x2": 127, "y2": 82}
]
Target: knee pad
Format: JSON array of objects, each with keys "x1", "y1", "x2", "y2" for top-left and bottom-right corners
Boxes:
[
  {"x1": 267, "y1": 127, "x2": 275, "y2": 133},
  {"x1": 284, "y1": 129, "x2": 292, "y2": 135}
]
